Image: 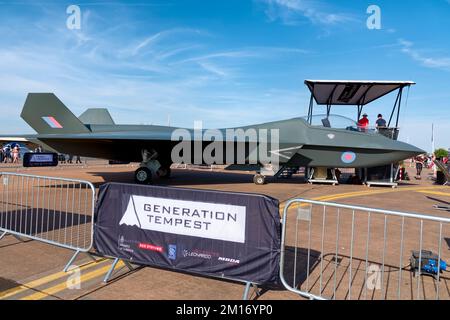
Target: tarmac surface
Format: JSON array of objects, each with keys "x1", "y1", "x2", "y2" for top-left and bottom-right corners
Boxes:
[{"x1": 0, "y1": 161, "x2": 449, "y2": 300}]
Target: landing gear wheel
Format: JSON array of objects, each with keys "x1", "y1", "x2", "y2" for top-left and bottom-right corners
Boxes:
[
  {"x1": 157, "y1": 167, "x2": 171, "y2": 179},
  {"x1": 135, "y1": 167, "x2": 152, "y2": 184},
  {"x1": 253, "y1": 174, "x2": 266, "y2": 185}
]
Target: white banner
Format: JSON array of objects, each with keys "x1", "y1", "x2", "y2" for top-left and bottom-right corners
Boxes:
[
  {"x1": 30, "y1": 154, "x2": 54, "y2": 162},
  {"x1": 120, "y1": 195, "x2": 247, "y2": 243}
]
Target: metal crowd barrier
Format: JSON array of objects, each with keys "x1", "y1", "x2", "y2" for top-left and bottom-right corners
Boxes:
[
  {"x1": 280, "y1": 199, "x2": 450, "y2": 300},
  {"x1": 0, "y1": 172, "x2": 96, "y2": 271}
]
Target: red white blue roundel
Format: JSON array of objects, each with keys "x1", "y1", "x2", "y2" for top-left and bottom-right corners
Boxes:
[{"x1": 341, "y1": 151, "x2": 356, "y2": 164}]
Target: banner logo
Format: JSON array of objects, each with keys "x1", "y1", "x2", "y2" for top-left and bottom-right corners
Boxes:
[
  {"x1": 218, "y1": 256, "x2": 240, "y2": 264},
  {"x1": 138, "y1": 242, "x2": 163, "y2": 252},
  {"x1": 118, "y1": 235, "x2": 134, "y2": 253},
  {"x1": 168, "y1": 244, "x2": 177, "y2": 260},
  {"x1": 120, "y1": 195, "x2": 247, "y2": 243},
  {"x1": 182, "y1": 249, "x2": 218, "y2": 260}
]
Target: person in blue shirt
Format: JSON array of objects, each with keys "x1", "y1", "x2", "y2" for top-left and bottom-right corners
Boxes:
[{"x1": 375, "y1": 114, "x2": 387, "y2": 128}]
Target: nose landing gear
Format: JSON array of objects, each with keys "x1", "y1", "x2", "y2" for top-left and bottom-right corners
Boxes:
[
  {"x1": 134, "y1": 149, "x2": 161, "y2": 184},
  {"x1": 253, "y1": 174, "x2": 266, "y2": 185},
  {"x1": 135, "y1": 167, "x2": 152, "y2": 184}
]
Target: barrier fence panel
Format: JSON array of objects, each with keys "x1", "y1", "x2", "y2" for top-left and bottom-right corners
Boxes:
[
  {"x1": 280, "y1": 199, "x2": 450, "y2": 300},
  {"x1": 93, "y1": 182, "x2": 281, "y2": 299},
  {"x1": 0, "y1": 172, "x2": 96, "y2": 270}
]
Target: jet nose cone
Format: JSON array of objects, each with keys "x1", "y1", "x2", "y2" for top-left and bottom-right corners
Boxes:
[
  {"x1": 411, "y1": 146, "x2": 426, "y2": 156},
  {"x1": 399, "y1": 141, "x2": 425, "y2": 156},
  {"x1": 389, "y1": 140, "x2": 425, "y2": 162}
]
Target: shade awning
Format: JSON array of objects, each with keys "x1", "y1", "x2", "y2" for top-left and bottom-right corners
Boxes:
[{"x1": 305, "y1": 80, "x2": 415, "y2": 106}]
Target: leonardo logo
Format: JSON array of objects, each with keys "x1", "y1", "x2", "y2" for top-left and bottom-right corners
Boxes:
[
  {"x1": 218, "y1": 256, "x2": 240, "y2": 264},
  {"x1": 182, "y1": 249, "x2": 213, "y2": 260}
]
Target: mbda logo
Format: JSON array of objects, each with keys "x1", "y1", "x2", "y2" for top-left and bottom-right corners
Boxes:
[{"x1": 218, "y1": 256, "x2": 240, "y2": 264}]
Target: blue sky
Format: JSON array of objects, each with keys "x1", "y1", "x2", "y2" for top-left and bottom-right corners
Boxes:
[{"x1": 0, "y1": 0, "x2": 449, "y2": 152}]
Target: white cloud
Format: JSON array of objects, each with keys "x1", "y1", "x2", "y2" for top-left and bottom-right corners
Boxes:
[
  {"x1": 399, "y1": 39, "x2": 450, "y2": 71},
  {"x1": 156, "y1": 44, "x2": 203, "y2": 60},
  {"x1": 197, "y1": 62, "x2": 229, "y2": 77},
  {"x1": 131, "y1": 32, "x2": 164, "y2": 56},
  {"x1": 128, "y1": 28, "x2": 204, "y2": 57},
  {"x1": 259, "y1": 0, "x2": 357, "y2": 26},
  {"x1": 173, "y1": 46, "x2": 307, "y2": 66},
  {"x1": 0, "y1": 4, "x2": 310, "y2": 136},
  {"x1": 0, "y1": 36, "x2": 308, "y2": 134},
  {"x1": 174, "y1": 50, "x2": 258, "y2": 65}
]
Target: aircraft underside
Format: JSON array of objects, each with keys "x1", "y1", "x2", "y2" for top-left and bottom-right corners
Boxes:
[
  {"x1": 0, "y1": 92, "x2": 423, "y2": 185},
  {"x1": 36, "y1": 137, "x2": 418, "y2": 185}
]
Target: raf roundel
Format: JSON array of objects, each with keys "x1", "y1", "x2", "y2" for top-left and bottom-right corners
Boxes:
[{"x1": 341, "y1": 151, "x2": 356, "y2": 164}]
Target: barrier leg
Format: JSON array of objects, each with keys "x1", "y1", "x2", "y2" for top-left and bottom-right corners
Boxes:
[
  {"x1": 123, "y1": 260, "x2": 135, "y2": 271},
  {"x1": 64, "y1": 250, "x2": 81, "y2": 272},
  {"x1": 252, "y1": 284, "x2": 261, "y2": 297},
  {"x1": 103, "y1": 258, "x2": 120, "y2": 283},
  {"x1": 242, "y1": 282, "x2": 252, "y2": 300},
  {"x1": 87, "y1": 252, "x2": 99, "y2": 262},
  {"x1": 0, "y1": 231, "x2": 7, "y2": 241},
  {"x1": 13, "y1": 234, "x2": 25, "y2": 242}
]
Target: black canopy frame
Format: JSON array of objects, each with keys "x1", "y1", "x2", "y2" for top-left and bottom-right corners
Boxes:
[{"x1": 305, "y1": 80, "x2": 415, "y2": 128}]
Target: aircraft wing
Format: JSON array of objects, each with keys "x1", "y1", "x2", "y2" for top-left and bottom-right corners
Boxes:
[
  {"x1": 0, "y1": 135, "x2": 44, "y2": 150},
  {"x1": 31, "y1": 133, "x2": 177, "y2": 162}
]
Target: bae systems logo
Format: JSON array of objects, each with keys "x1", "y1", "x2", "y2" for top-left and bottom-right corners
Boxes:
[
  {"x1": 117, "y1": 235, "x2": 134, "y2": 253},
  {"x1": 218, "y1": 256, "x2": 240, "y2": 264}
]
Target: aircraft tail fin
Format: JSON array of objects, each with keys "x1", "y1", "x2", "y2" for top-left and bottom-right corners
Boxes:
[
  {"x1": 21, "y1": 93, "x2": 91, "y2": 134},
  {"x1": 78, "y1": 108, "x2": 115, "y2": 125}
]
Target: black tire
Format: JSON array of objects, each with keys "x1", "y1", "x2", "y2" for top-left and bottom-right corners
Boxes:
[
  {"x1": 134, "y1": 167, "x2": 152, "y2": 184},
  {"x1": 157, "y1": 166, "x2": 171, "y2": 179},
  {"x1": 253, "y1": 174, "x2": 266, "y2": 185}
]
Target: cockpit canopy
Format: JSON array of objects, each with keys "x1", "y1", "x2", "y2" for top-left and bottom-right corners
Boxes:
[
  {"x1": 300, "y1": 114, "x2": 399, "y2": 139},
  {"x1": 301, "y1": 114, "x2": 357, "y2": 129}
]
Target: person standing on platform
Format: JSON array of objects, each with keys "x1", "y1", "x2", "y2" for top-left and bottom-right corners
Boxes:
[
  {"x1": 357, "y1": 113, "x2": 369, "y2": 132},
  {"x1": 375, "y1": 114, "x2": 387, "y2": 129}
]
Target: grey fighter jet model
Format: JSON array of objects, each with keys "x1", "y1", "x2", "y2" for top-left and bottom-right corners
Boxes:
[{"x1": 1, "y1": 80, "x2": 424, "y2": 184}]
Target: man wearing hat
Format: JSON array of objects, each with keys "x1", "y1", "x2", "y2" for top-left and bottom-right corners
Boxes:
[{"x1": 357, "y1": 113, "x2": 369, "y2": 132}]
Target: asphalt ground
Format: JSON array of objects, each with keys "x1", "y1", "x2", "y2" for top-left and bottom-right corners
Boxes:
[{"x1": 0, "y1": 162, "x2": 449, "y2": 300}]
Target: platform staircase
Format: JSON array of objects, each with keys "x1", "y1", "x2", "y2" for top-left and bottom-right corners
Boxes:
[{"x1": 275, "y1": 166, "x2": 300, "y2": 179}]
